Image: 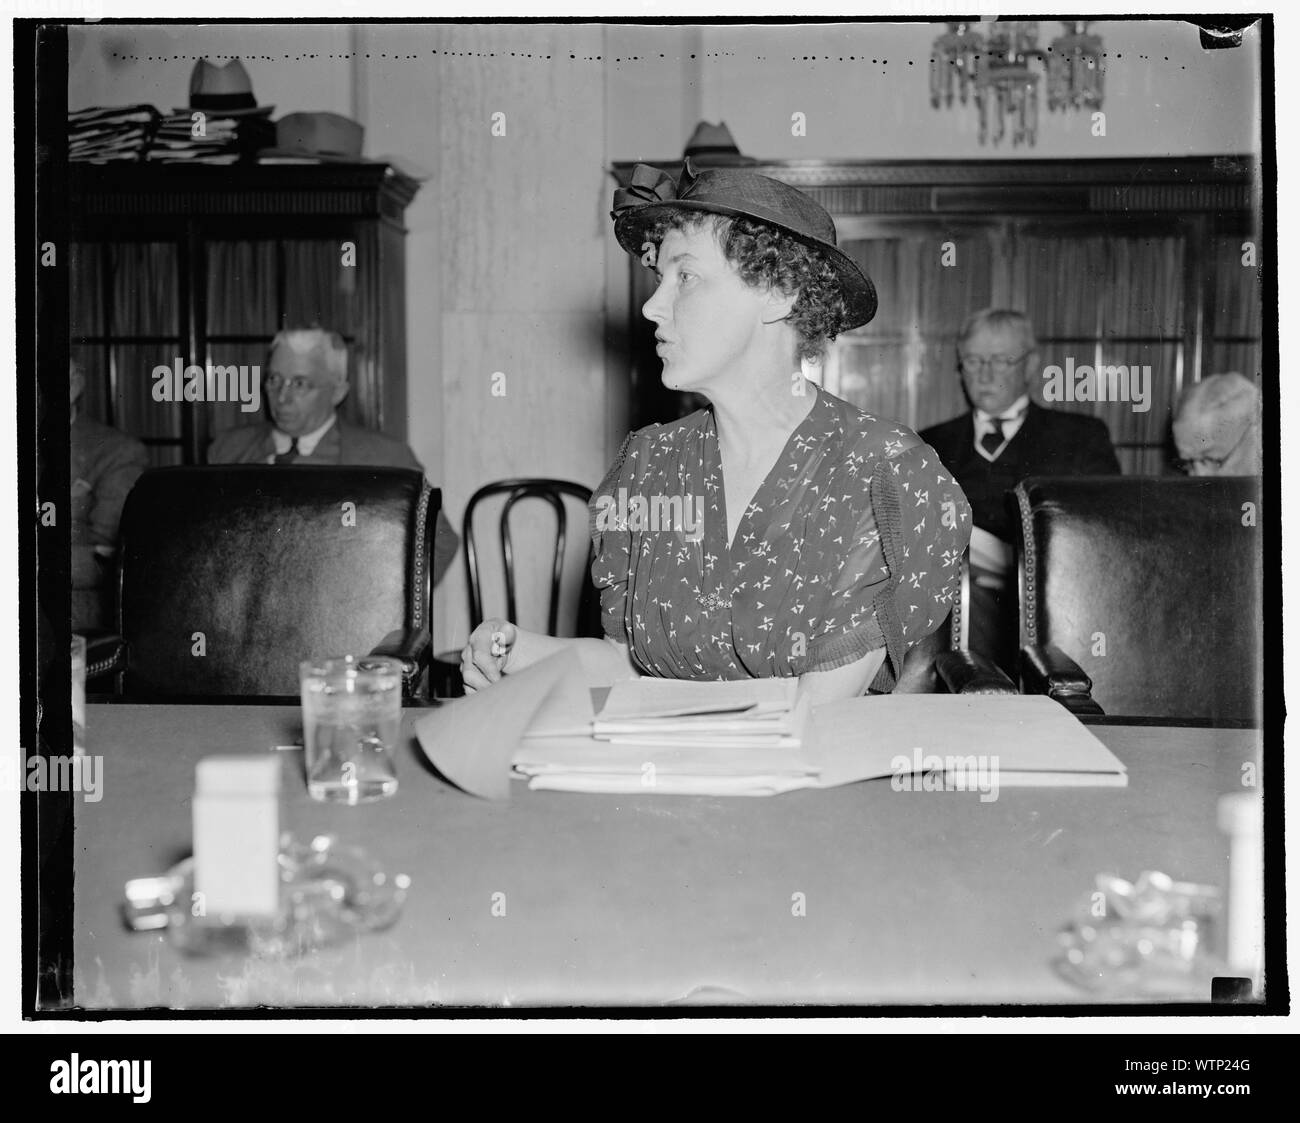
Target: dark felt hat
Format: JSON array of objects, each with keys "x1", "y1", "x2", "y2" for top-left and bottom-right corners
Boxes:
[{"x1": 611, "y1": 160, "x2": 877, "y2": 330}]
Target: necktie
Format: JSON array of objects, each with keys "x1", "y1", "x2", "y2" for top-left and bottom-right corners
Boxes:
[
  {"x1": 274, "y1": 438, "x2": 299, "y2": 465},
  {"x1": 980, "y1": 418, "x2": 1005, "y2": 458}
]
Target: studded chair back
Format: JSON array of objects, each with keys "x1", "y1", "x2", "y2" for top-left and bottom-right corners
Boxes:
[{"x1": 1014, "y1": 476, "x2": 1262, "y2": 723}]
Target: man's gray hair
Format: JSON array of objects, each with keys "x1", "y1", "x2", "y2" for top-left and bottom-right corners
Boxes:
[
  {"x1": 269, "y1": 328, "x2": 349, "y2": 382},
  {"x1": 1175, "y1": 372, "x2": 1259, "y2": 424},
  {"x1": 958, "y1": 308, "x2": 1038, "y2": 353}
]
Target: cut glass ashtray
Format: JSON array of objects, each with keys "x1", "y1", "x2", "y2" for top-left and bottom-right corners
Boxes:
[
  {"x1": 1054, "y1": 870, "x2": 1226, "y2": 999},
  {"x1": 122, "y1": 833, "x2": 410, "y2": 959}
]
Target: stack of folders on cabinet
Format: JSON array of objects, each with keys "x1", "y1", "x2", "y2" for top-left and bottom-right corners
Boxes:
[{"x1": 68, "y1": 105, "x2": 159, "y2": 163}]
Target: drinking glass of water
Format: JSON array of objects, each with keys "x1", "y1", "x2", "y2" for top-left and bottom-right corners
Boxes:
[{"x1": 299, "y1": 655, "x2": 402, "y2": 804}]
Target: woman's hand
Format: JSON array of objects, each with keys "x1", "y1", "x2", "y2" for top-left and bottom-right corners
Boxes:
[{"x1": 460, "y1": 618, "x2": 518, "y2": 693}]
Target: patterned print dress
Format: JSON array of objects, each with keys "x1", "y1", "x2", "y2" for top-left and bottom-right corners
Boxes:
[{"x1": 589, "y1": 385, "x2": 972, "y2": 691}]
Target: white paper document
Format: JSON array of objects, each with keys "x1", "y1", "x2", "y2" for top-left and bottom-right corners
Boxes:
[
  {"x1": 413, "y1": 652, "x2": 1127, "y2": 799},
  {"x1": 594, "y1": 676, "x2": 799, "y2": 723},
  {"x1": 592, "y1": 679, "x2": 809, "y2": 748},
  {"x1": 804, "y1": 693, "x2": 1128, "y2": 791}
]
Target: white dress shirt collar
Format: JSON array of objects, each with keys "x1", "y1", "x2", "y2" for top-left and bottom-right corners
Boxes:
[
  {"x1": 973, "y1": 395, "x2": 1030, "y2": 461},
  {"x1": 975, "y1": 394, "x2": 1031, "y2": 426},
  {"x1": 270, "y1": 412, "x2": 337, "y2": 460}
]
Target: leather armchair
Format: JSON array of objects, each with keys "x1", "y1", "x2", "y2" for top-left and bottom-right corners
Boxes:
[
  {"x1": 104, "y1": 466, "x2": 437, "y2": 702},
  {"x1": 1013, "y1": 476, "x2": 1262, "y2": 723}
]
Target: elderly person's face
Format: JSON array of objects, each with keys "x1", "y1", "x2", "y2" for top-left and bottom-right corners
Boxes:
[
  {"x1": 641, "y1": 225, "x2": 782, "y2": 393},
  {"x1": 264, "y1": 341, "x2": 347, "y2": 437},
  {"x1": 1173, "y1": 406, "x2": 1259, "y2": 476},
  {"x1": 958, "y1": 324, "x2": 1034, "y2": 417}
]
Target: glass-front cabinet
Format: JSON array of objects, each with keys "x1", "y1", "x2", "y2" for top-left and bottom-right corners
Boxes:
[{"x1": 69, "y1": 164, "x2": 420, "y2": 466}]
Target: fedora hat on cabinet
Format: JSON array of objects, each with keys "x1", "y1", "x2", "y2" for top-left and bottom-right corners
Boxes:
[
  {"x1": 258, "y1": 112, "x2": 368, "y2": 161},
  {"x1": 181, "y1": 58, "x2": 273, "y2": 117},
  {"x1": 681, "y1": 120, "x2": 758, "y2": 167}
]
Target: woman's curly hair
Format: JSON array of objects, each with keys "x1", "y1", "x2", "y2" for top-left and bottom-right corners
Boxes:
[{"x1": 646, "y1": 210, "x2": 850, "y2": 363}]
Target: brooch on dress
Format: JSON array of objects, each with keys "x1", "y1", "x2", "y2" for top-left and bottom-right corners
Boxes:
[{"x1": 699, "y1": 590, "x2": 733, "y2": 615}]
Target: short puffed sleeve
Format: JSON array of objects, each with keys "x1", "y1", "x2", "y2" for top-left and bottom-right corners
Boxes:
[{"x1": 805, "y1": 442, "x2": 970, "y2": 689}]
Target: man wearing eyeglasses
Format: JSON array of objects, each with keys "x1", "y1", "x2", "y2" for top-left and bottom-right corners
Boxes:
[
  {"x1": 1172, "y1": 372, "x2": 1260, "y2": 477},
  {"x1": 921, "y1": 308, "x2": 1120, "y2": 672},
  {"x1": 208, "y1": 327, "x2": 459, "y2": 582},
  {"x1": 210, "y1": 328, "x2": 414, "y2": 468}
]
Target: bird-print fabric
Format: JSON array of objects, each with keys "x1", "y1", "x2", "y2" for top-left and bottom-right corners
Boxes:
[{"x1": 589, "y1": 385, "x2": 972, "y2": 690}]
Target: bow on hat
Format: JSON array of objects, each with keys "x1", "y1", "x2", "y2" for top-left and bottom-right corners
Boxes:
[
  {"x1": 608, "y1": 158, "x2": 879, "y2": 330},
  {"x1": 611, "y1": 160, "x2": 698, "y2": 217}
]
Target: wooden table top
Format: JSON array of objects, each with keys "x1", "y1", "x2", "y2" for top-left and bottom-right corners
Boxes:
[{"x1": 72, "y1": 704, "x2": 1261, "y2": 1008}]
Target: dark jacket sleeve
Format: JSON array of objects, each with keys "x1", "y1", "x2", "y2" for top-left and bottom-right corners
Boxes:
[
  {"x1": 206, "y1": 434, "x2": 229, "y2": 464},
  {"x1": 207, "y1": 425, "x2": 265, "y2": 465},
  {"x1": 342, "y1": 422, "x2": 423, "y2": 471},
  {"x1": 918, "y1": 419, "x2": 956, "y2": 460},
  {"x1": 919, "y1": 416, "x2": 972, "y2": 476},
  {"x1": 1076, "y1": 416, "x2": 1122, "y2": 474}
]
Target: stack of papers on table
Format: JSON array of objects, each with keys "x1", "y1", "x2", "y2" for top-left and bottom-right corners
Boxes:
[
  {"x1": 592, "y1": 677, "x2": 807, "y2": 747},
  {"x1": 517, "y1": 676, "x2": 816, "y2": 795},
  {"x1": 514, "y1": 738, "x2": 820, "y2": 795},
  {"x1": 413, "y1": 651, "x2": 1128, "y2": 800}
]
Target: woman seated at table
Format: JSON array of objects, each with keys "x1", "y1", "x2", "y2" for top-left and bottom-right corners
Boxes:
[{"x1": 461, "y1": 162, "x2": 971, "y2": 703}]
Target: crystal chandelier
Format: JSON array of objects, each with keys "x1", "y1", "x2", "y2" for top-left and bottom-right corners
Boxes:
[
  {"x1": 1047, "y1": 21, "x2": 1105, "y2": 113},
  {"x1": 931, "y1": 20, "x2": 1106, "y2": 147}
]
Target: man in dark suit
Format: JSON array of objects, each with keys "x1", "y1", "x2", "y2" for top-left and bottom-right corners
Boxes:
[
  {"x1": 920, "y1": 309, "x2": 1120, "y2": 672},
  {"x1": 209, "y1": 327, "x2": 458, "y2": 583}
]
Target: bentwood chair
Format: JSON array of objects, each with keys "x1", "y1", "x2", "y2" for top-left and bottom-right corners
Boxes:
[
  {"x1": 99, "y1": 466, "x2": 438, "y2": 702},
  {"x1": 431, "y1": 478, "x2": 600, "y2": 698},
  {"x1": 463, "y1": 478, "x2": 602, "y2": 638},
  {"x1": 1012, "y1": 476, "x2": 1263, "y2": 724}
]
